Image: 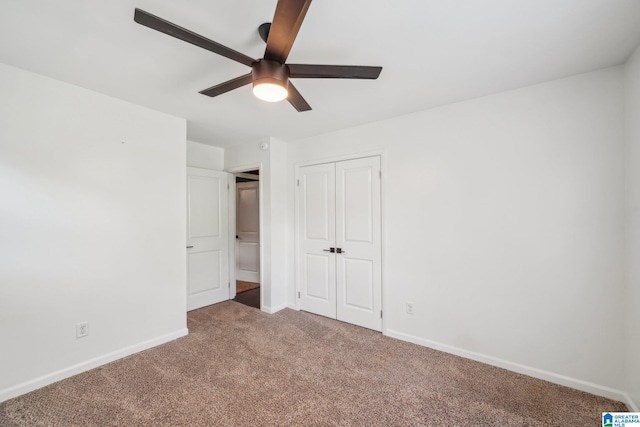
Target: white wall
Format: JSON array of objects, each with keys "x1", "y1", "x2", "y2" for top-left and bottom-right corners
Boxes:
[
  {"x1": 187, "y1": 140, "x2": 224, "y2": 171},
  {"x1": 0, "y1": 63, "x2": 188, "y2": 402},
  {"x1": 287, "y1": 67, "x2": 626, "y2": 401},
  {"x1": 269, "y1": 138, "x2": 289, "y2": 309},
  {"x1": 225, "y1": 138, "x2": 288, "y2": 313},
  {"x1": 624, "y1": 44, "x2": 640, "y2": 410}
]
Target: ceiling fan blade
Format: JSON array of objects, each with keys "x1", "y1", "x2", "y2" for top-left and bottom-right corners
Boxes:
[
  {"x1": 288, "y1": 64, "x2": 382, "y2": 79},
  {"x1": 199, "y1": 73, "x2": 253, "y2": 97},
  {"x1": 264, "y1": 0, "x2": 313, "y2": 63},
  {"x1": 134, "y1": 9, "x2": 255, "y2": 67},
  {"x1": 287, "y1": 82, "x2": 312, "y2": 112}
]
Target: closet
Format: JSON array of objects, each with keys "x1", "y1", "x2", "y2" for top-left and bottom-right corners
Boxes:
[{"x1": 296, "y1": 156, "x2": 382, "y2": 331}]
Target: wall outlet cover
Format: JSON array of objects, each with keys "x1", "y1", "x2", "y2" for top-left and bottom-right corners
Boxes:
[
  {"x1": 76, "y1": 321, "x2": 89, "y2": 338},
  {"x1": 406, "y1": 303, "x2": 414, "y2": 315}
]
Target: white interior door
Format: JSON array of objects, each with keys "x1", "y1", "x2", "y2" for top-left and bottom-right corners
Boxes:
[
  {"x1": 299, "y1": 162, "x2": 337, "y2": 319},
  {"x1": 335, "y1": 157, "x2": 382, "y2": 331},
  {"x1": 297, "y1": 156, "x2": 382, "y2": 331},
  {"x1": 186, "y1": 167, "x2": 229, "y2": 311},
  {"x1": 236, "y1": 181, "x2": 260, "y2": 283}
]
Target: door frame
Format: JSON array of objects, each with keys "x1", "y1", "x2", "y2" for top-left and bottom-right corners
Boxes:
[
  {"x1": 227, "y1": 163, "x2": 264, "y2": 309},
  {"x1": 294, "y1": 149, "x2": 387, "y2": 332}
]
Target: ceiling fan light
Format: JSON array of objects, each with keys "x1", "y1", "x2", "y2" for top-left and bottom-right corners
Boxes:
[
  {"x1": 251, "y1": 59, "x2": 289, "y2": 103},
  {"x1": 253, "y1": 81, "x2": 288, "y2": 102}
]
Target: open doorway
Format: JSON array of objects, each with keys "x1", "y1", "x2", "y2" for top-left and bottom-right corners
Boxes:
[{"x1": 233, "y1": 169, "x2": 260, "y2": 309}]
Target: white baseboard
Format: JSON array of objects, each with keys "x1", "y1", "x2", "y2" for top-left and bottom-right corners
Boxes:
[
  {"x1": 262, "y1": 303, "x2": 288, "y2": 314},
  {"x1": 384, "y1": 328, "x2": 630, "y2": 406},
  {"x1": 624, "y1": 393, "x2": 639, "y2": 412},
  {"x1": 236, "y1": 272, "x2": 260, "y2": 283},
  {"x1": 0, "y1": 328, "x2": 189, "y2": 404}
]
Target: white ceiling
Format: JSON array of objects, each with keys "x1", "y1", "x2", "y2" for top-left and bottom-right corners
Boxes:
[{"x1": 1, "y1": 0, "x2": 640, "y2": 148}]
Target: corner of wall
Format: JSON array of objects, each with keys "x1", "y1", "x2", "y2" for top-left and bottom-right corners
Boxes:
[{"x1": 623, "y1": 42, "x2": 640, "y2": 411}]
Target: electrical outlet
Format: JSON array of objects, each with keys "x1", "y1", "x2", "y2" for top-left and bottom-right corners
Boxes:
[
  {"x1": 76, "y1": 321, "x2": 89, "y2": 338},
  {"x1": 406, "y1": 303, "x2": 414, "y2": 315}
]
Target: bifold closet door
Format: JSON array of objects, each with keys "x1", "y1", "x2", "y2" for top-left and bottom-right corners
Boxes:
[
  {"x1": 298, "y1": 156, "x2": 381, "y2": 331},
  {"x1": 299, "y1": 162, "x2": 337, "y2": 319},
  {"x1": 335, "y1": 157, "x2": 381, "y2": 331}
]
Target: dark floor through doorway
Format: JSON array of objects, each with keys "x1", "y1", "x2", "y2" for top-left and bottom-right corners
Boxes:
[{"x1": 233, "y1": 285, "x2": 260, "y2": 309}]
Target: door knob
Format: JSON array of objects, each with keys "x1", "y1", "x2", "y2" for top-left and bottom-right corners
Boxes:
[
  {"x1": 336, "y1": 248, "x2": 345, "y2": 254},
  {"x1": 323, "y1": 248, "x2": 335, "y2": 253},
  {"x1": 186, "y1": 246, "x2": 194, "y2": 249}
]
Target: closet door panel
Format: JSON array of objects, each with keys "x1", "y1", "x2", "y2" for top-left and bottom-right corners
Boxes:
[
  {"x1": 335, "y1": 157, "x2": 382, "y2": 331},
  {"x1": 298, "y1": 163, "x2": 337, "y2": 318}
]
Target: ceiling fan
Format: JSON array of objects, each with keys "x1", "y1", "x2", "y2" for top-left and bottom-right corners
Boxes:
[{"x1": 133, "y1": 0, "x2": 382, "y2": 112}]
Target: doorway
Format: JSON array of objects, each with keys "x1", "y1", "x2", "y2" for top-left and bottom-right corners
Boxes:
[{"x1": 233, "y1": 169, "x2": 261, "y2": 309}]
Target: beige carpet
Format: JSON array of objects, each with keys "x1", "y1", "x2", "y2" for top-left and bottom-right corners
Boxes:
[
  {"x1": 236, "y1": 280, "x2": 259, "y2": 294},
  {"x1": 0, "y1": 302, "x2": 627, "y2": 426}
]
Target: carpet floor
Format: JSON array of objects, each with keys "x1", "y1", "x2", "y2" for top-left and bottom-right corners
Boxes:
[{"x1": 0, "y1": 302, "x2": 627, "y2": 426}]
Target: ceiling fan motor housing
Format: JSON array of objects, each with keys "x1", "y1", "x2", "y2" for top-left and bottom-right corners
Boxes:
[{"x1": 252, "y1": 59, "x2": 289, "y2": 89}]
